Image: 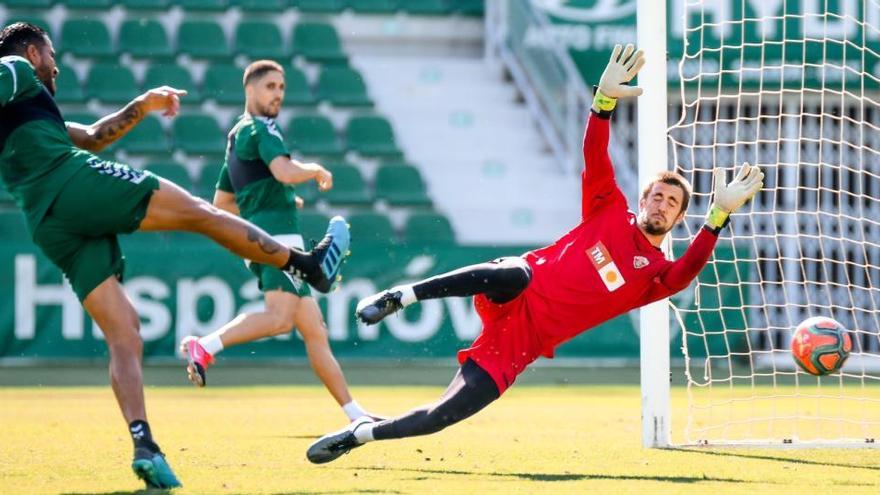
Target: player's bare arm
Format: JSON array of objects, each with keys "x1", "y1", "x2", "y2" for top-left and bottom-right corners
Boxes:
[
  {"x1": 66, "y1": 86, "x2": 187, "y2": 152},
  {"x1": 268, "y1": 156, "x2": 333, "y2": 191}
]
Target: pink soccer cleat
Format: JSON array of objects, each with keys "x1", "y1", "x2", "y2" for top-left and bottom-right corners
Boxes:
[{"x1": 179, "y1": 336, "x2": 215, "y2": 387}]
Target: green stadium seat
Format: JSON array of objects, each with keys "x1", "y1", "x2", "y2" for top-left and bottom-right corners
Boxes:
[
  {"x1": 178, "y1": 0, "x2": 228, "y2": 10},
  {"x1": 346, "y1": 115, "x2": 402, "y2": 157},
  {"x1": 235, "y1": 21, "x2": 288, "y2": 60},
  {"x1": 349, "y1": 0, "x2": 399, "y2": 14},
  {"x1": 0, "y1": 210, "x2": 29, "y2": 241},
  {"x1": 203, "y1": 64, "x2": 245, "y2": 105},
  {"x1": 122, "y1": 0, "x2": 171, "y2": 9},
  {"x1": 283, "y1": 66, "x2": 316, "y2": 106},
  {"x1": 144, "y1": 162, "x2": 193, "y2": 191},
  {"x1": 143, "y1": 64, "x2": 201, "y2": 102},
  {"x1": 404, "y1": 212, "x2": 455, "y2": 246},
  {"x1": 54, "y1": 64, "x2": 83, "y2": 104},
  {"x1": 375, "y1": 164, "x2": 432, "y2": 206},
  {"x1": 316, "y1": 67, "x2": 372, "y2": 107},
  {"x1": 119, "y1": 19, "x2": 173, "y2": 59},
  {"x1": 230, "y1": 0, "x2": 286, "y2": 11},
  {"x1": 401, "y1": 0, "x2": 451, "y2": 15},
  {"x1": 292, "y1": 22, "x2": 347, "y2": 64},
  {"x1": 61, "y1": 0, "x2": 113, "y2": 8},
  {"x1": 62, "y1": 111, "x2": 98, "y2": 125},
  {"x1": 177, "y1": 21, "x2": 230, "y2": 59},
  {"x1": 117, "y1": 115, "x2": 170, "y2": 155},
  {"x1": 298, "y1": 211, "x2": 330, "y2": 242},
  {"x1": 286, "y1": 115, "x2": 343, "y2": 157},
  {"x1": 172, "y1": 114, "x2": 226, "y2": 156},
  {"x1": 4, "y1": 1, "x2": 53, "y2": 10},
  {"x1": 348, "y1": 212, "x2": 397, "y2": 245},
  {"x1": 451, "y1": 0, "x2": 483, "y2": 16},
  {"x1": 4, "y1": 17, "x2": 52, "y2": 38},
  {"x1": 61, "y1": 19, "x2": 114, "y2": 58},
  {"x1": 294, "y1": 0, "x2": 346, "y2": 13},
  {"x1": 86, "y1": 64, "x2": 139, "y2": 104},
  {"x1": 196, "y1": 163, "x2": 224, "y2": 200},
  {"x1": 294, "y1": 180, "x2": 319, "y2": 204},
  {"x1": 323, "y1": 162, "x2": 371, "y2": 206}
]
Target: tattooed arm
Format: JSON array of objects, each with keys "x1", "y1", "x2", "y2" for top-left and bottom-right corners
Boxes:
[{"x1": 67, "y1": 86, "x2": 187, "y2": 153}]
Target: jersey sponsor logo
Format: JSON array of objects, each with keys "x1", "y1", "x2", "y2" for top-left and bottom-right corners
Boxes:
[
  {"x1": 587, "y1": 241, "x2": 625, "y2": 292},
  {"x1": 87, "y1": 158, "x2": 147, "y2": 184},
  {"x1": 633, "y1": 256, "x2": 649, "y2": 269}
]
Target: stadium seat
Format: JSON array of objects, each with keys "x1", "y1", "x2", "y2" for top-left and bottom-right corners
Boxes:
[
  {"x1": 4, "y1": 0, "x2": 52, "y2": 9},
  {"x1": 61, "y1": 0, "x2": 113, "y2": 9},
  {"x1": 177, "y1": 21, "x2": 230, "y2": 59},
  {"x1": 119, "y1": 19, "x2": 173, "y2": 59},
  {"x1": 324, "y1": 162, "x2": 371, "y2": 206},
  {"x1": 286, "y1": 115, "x2": 344, "y2": 157},
  {"x1": 203, "y1": 64, "x2": 246, "y2": 105},
  {"x1": 279, "y1": 66, "x2": 314, "y2": 106},
  {"x1": 54, "y1": 64, "x2": 83, "y2": 104},
  {"x1": 0, "y1": 210, "x2": 29, "y2": 242},
  {"x1": 122, "y1": 0, "x2": 171, "y2": 9},
  {"x1": 404, "y1": 212, "x2": 455, "y2": 246},
  {"x1": 294, "y1": 0, "x2": 346, "y2": 13},
  {"x1": 144, "y1": 162, "x2": 193, "y2": 191},
  {"x1": 61, "y1": 19, "x2": 114, "y2": 58},
  {"x1": 117, "y1": 115, "x2": 170, "y2": 155},
  {"x1": 172, "y1": 114, "x2": 226, "y2": 156},
  {"x1": 235, "y1": 21, "x2": 289, "y2": 60},
  {"x1": 178, "y1": 0, "x2": 228, "y2": 10},
  {"x1": 143, "y1": 64, "x2": 201, "y2": 103},
  {"x1": 346, "y1": 116, "x2": 402, "y2": 157},
  {"x1": 196, "y1": 163, "x2": 224, "y2": 200},
  {"x1": 374, "y1": 164, "x2": 432, "y2": 206},
  {"x1": 400, "y1": 0, "x2": 451, "y2": 15},
  {"x1": 316, "y1": 67, "x2": 373, "y2": 107},
  {"x1": 298, "y1": 211, "x2": 331, "y2": 242},
  {"x1": 294, "y1": 180, "x2": 319, "y2": 204},
  {"x1": 450, "y1": 0, "x2": 484, "y2": 16},
  {"x1": 86, "y1": 64, "x2": 139, "y2": 104},
  {"x1": 230, "y1": 0, "x2": 287, "y2": 11},
  {"x1": 292, "y1": 22, "x2": 347, "y2": 64},
  {"x1": 62, "y1": 111, "x2": 98, "y2": 125},
  {"x1": 348, "y1": 212, "x2": 397, "y2": 245},
  {"x1": 349, "y1": 0, "x2": 399, "y2": 14}
]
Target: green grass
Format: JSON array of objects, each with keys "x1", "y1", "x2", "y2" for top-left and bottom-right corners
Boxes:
[{"x1": 1, "y1": 377, "x2": 879, "y2": 494}]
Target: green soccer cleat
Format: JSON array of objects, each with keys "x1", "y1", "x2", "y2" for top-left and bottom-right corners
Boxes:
[{"x1": 131, "y1": 447, "x2": 182, "y2": 489}]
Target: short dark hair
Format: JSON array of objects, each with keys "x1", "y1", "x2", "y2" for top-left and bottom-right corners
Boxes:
[
  {"x1": 243, "y1": 60, "x2": 284, "y2": 87},
  {"x1": 641, "y1": 170, "x2": 692, "y2": 213},
  {"x1": 0, "y1": 22, "x2": 48, "y2": 58}
]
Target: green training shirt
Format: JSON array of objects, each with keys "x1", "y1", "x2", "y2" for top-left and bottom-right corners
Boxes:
[
  {"x1": 0, "y1": 55, "x2": 97, "y2": 233},
  {"x1": 217, "y1": 114, "x2": 300, "y2": 235}
]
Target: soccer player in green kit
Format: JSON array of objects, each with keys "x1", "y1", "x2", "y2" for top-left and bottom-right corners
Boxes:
[
  {"x1": 180, "y1": 60, "x2": 380, "y2": 422},
  {"x1": 0, "y1": 23, "x2": 349, "y2": 489}
]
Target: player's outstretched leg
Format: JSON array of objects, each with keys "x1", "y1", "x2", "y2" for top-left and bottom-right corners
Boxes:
[{"x1": 356, "y1": 257, "x2": 531, "y2": 325}]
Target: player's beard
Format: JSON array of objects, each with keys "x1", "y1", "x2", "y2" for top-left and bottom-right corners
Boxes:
[
  {"x1": 37, "y1": 69, "x2": 56, "y2": 96},
  {"x1": 258, "y1": 100, "x2": 281, "y2": 118},
  {"x1": 639, "y1": 214, "x2": 672, "y2": 236}
]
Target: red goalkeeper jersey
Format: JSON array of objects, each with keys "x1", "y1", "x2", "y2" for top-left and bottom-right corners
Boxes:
[{"x1": 521, "y1": 112, "x2": 719, "y2": 359}]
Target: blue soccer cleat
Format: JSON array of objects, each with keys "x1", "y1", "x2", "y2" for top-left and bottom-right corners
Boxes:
[
  {"x1": 131, "y1": 448, "x2": 182, "y2": 489},
  {"x1": 309, "y1": 216, "x2": 351, "y2": 293}
]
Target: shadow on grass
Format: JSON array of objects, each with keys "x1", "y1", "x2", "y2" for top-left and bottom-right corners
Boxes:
[
  {"x1": 348, "y1": 466, "x2": 759, "y2": 484},
  {"x1": 670, "y1": 447, "x2": 880, "y2": 473}
]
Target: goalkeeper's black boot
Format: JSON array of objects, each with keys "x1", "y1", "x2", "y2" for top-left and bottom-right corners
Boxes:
[
  {"x1": 306, "y1": 416, "x2": 374, "y2": 464},
  {"x1": 356, "y1": 290, "x2": 404, "y2": 325}
]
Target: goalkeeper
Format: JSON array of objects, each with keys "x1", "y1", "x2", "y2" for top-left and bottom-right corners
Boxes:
[{"x1": 307, "y1": 44, "x2": 764, "y2": 464}]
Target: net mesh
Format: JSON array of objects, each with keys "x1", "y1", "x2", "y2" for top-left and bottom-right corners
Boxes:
[{"x1": 668, "y1": 0, "x2": 880, "y2": 445}]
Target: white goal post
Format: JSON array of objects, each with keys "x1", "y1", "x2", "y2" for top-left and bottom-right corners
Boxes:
[{"x1": 642, "y1": 0, "x2": 880, "y2": 447}]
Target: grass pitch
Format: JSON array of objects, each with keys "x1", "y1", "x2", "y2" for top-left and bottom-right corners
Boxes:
[{"x1": 1, "y1": 369, "x2": 879, "y2": 495}]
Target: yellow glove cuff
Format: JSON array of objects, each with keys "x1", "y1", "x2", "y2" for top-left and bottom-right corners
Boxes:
[
  {"x1": 593, "y1": 89, "x2": 618, "y2": 113},
  {"x1": 705, "y1": 205, "x2": 730, "y2": 231}
]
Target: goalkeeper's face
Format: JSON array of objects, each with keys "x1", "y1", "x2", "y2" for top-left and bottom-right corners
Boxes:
[
  {"x1": 248, "y1": 70, "x2": 285, "y2": 118},
  {"x1": 637, "y1": 182, "x2": 686, "y2": 235}
]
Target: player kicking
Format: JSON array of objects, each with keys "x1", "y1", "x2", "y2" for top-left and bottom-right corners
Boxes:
[
  {"x1": 0, "y1": 23, "x2": 349, "y2": 488},
  {"x1": 306, "y1": 44, "x2": 764, "y2": 464},
  {"x1": 180, "y1": 60, "x2": 379, "y2": 422}
]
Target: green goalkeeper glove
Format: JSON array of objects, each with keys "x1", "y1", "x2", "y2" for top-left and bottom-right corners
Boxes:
[
  {"x1": 706, "y1": 162, "x2": 765, "y2": 232},
  {"x1": 593, "y1": 43, "x2": 646, "y2": 115}
]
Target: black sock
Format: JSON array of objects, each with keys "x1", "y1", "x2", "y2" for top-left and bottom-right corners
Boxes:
[
  {"x1": 282, "y1": 248, "x2": 314, "y2": 277},
  {"x1": 129, "y1": 420, "x2": 160, "y2": 453}
]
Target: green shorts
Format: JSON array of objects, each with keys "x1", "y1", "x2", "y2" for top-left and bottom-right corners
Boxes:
[
  {"x1": 247, "y1": 233, "x2": 310, "y2": 297},
  {"x1": 32, "y1": 158, "x2": 160, "y2": 301}
]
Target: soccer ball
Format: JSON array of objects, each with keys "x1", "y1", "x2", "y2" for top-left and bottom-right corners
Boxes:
[{"x1": 790, "y1": 316, "x2": 852, "y2": 376}]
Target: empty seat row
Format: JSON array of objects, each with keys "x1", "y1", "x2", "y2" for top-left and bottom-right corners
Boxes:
[
  {"x1": 53, "y1": 19, "x2": 346, "y2": 63},
  {"x1": 4, "y1": 1, "x2": 482, "y2": 15},
  {"x1": 56, "y1": 63, "x2": 370, "y2": 107},
  {"x1": 300, "y1": 211, "x2": 455, "y2": 247}
]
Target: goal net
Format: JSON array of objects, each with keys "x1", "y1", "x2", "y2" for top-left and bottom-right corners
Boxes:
[{"x1": 667, "y1": 0, "x2": 880, "y2": 446}]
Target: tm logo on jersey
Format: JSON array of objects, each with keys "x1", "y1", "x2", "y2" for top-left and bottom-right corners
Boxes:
[{"x1": 587, "y1": 241, "x2": 625, "y2": 292}]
